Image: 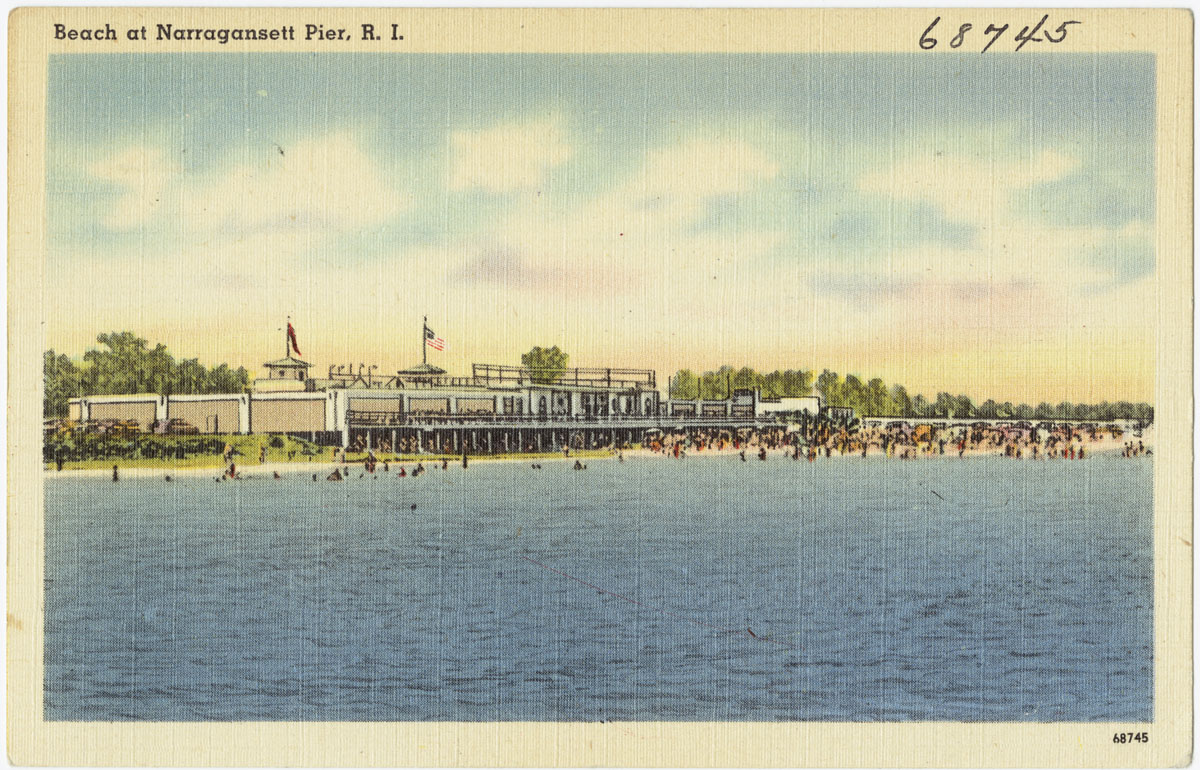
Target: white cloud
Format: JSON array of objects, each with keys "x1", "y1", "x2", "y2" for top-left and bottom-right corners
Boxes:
[
  {"x1": 449, "y1": 117, "x2": 572, "y2": 193},
  {"x1": 89, "y1": 131, "x2": 410, "y2": 233},
  {"x1": 88, "y1": 146, "x2": 177, "y2": 229},
  {"x1": 186, "y1": 132, "x2": 410, "y2": 231},
  {"x1": 637, "y1": 137, "x2": 779, "y2": 201},
  {"x1": 452, "y1": 136, "x2": 783, "y2": 294},
  {"x1": 858, "y1": 148, "x2": 1080, "y2": 227},
  {"x1": 840, "y1": 145, "x2": 1151, "y2": 291}
]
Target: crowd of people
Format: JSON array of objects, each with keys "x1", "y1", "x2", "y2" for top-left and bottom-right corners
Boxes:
[
  {"x1": 111, "y1": 419, "x2": 1149, "y2": 483},
  {"x1": 638, "y1": 421, "x2": 1149, "y2": 462}
]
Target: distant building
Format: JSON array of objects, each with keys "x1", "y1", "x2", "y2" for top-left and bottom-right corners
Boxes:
[
  {"x1": 256, "y1": 355, "x2": 310, "y2": 391},
  {"x1": 756, "y1": 395, "x2": 822, "y2": 417},
  {"x1": 65, "y1": 325, "x2": 829, "y2": 450}
]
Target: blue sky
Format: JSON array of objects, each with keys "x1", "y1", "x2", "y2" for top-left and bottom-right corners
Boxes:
[{"x1": 45, "y1": 53, "x2": 1156, "y2": 402}]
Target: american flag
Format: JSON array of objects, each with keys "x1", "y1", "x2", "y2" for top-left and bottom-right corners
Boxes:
[{"x1": 424, "y1": 325, "x2": 445, "y2": 351}]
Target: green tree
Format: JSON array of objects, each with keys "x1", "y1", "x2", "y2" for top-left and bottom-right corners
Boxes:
[
  {"x1": 46, "y1": 332, "x2": 250, "y2": 412},
  {"x1": 521, "y1": 346, "x2": 569, "y2": 384},
  {"x1": 761, "y1": 370, "x2": 784, "y2": 399},
  {"x1": 788, "y1": 369, "x2": 814, "y2": 397},
  {"x1": 890, "y1": 384, "x2": 912, "y2": 417},
  {"x1": 83, "y1": 331, "x2": 153, "y2": 394},
  {"x1": 43, "y1": 350, "x2": 81, "y2": 418},
  {"x1": 843, "y1": 375, "x2": 866, "y2": 413},
  {"x1": 700, "y1": 366, "x2": 735, "y2": 399},
  {"x1": 670, "y1": 369, "x2": 699, "y2": 399},
  {"x1": 865, "y1": 378, "x2": 890, "y2": 416},
  {"x1": 816, "y1": 370, "x2": 843, "y2": 407},
  {"x1": 732, "y1": 366, "x2": 758, "y2": 391}
]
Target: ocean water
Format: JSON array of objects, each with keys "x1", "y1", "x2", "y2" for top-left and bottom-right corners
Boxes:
[{"x1": 44, "y1": 454, "x2": 1153, "y2": 722}]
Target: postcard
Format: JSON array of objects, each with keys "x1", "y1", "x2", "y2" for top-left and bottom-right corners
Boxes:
[{"x1": 7, "y1": 7, "x2": 1192, "y2": 767}]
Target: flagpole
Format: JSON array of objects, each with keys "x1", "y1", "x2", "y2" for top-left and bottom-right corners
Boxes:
[
  {"x1": 285, "y1": 316, "x2": 290, "y2": 359},
  {"x1": 422, "y1": 316, "x2": 427, "y2": 366}
]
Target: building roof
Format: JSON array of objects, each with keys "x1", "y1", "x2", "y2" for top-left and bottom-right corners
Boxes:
[
  {"x1": 263, "y1": 356, "x2": 311, "y2": 368},
  {"x1": 397, "y1": 362, "x2": 447, "y2": 376}
]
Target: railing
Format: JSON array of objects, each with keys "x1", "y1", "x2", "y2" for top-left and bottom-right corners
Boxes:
[
  {"x1": 402, "y1": 376, "x2": 483, "y2": 389},
  {"x1": 471, "y1": 363, "x2": 656, "y2": 389},
  {"x1": 321, "y1": 372, "x2": 483, "y2": 389},
  {"x1": 345, "y1": 410, "x2": 781, "y2": 427}
]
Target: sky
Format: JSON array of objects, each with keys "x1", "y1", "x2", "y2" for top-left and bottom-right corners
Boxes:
[{"x1": 45, "y1": 53, "x2": 1155, "y2": 404}]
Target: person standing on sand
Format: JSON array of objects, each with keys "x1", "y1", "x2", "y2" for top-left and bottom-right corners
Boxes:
[{"x1": 112, "y1": 464, "x2": 119, "y2": 482}]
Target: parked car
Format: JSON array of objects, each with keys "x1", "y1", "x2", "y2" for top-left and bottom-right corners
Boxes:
[{"x1": 165, "y1": 418, "x2": 199, "y2": 435}]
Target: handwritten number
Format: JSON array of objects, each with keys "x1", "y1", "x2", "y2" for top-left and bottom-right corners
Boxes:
[
  {"x1": 1013, "y1": 15, "x2": 1048, "y2": 51},
  {"x1": 926, "y1": 16, "x2": 1080, "y2": 53},
  {"x1": 949, "y1": 23, "x2": 972, "y2": 48},
  {"x1": 920, "y1": 17, "x2": 940, "y2": 49},
  {"x1": 981, "y1": 23, "x2": 1008, "y2": 53},
  {"x1": 1044, "y1": 20, "x2": 1081, "y2": 43}
]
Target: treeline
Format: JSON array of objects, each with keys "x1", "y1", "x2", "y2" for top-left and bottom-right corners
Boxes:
[
  {"x1": 44, "y1": 332, "x2": 251, "y2": 418},
  {"x1": 669, "y1": 366, "x2": 1154, "y2": 422},
  {"x1": 671, "y1": 366, "x2": 815, "y2": 400}
]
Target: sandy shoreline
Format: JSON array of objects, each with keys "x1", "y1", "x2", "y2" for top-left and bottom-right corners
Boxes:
[
  {"x1": 43, "y1": 430, "x2": 1150, "y2": 480},
  {"x1": 42, "y1": 454, "x2": 597, "y2": 480}
]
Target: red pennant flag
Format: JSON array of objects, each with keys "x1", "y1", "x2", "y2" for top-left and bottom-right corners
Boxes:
[{"x1": 287, "y1": 322, "x2": 302, "y2": 356}]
